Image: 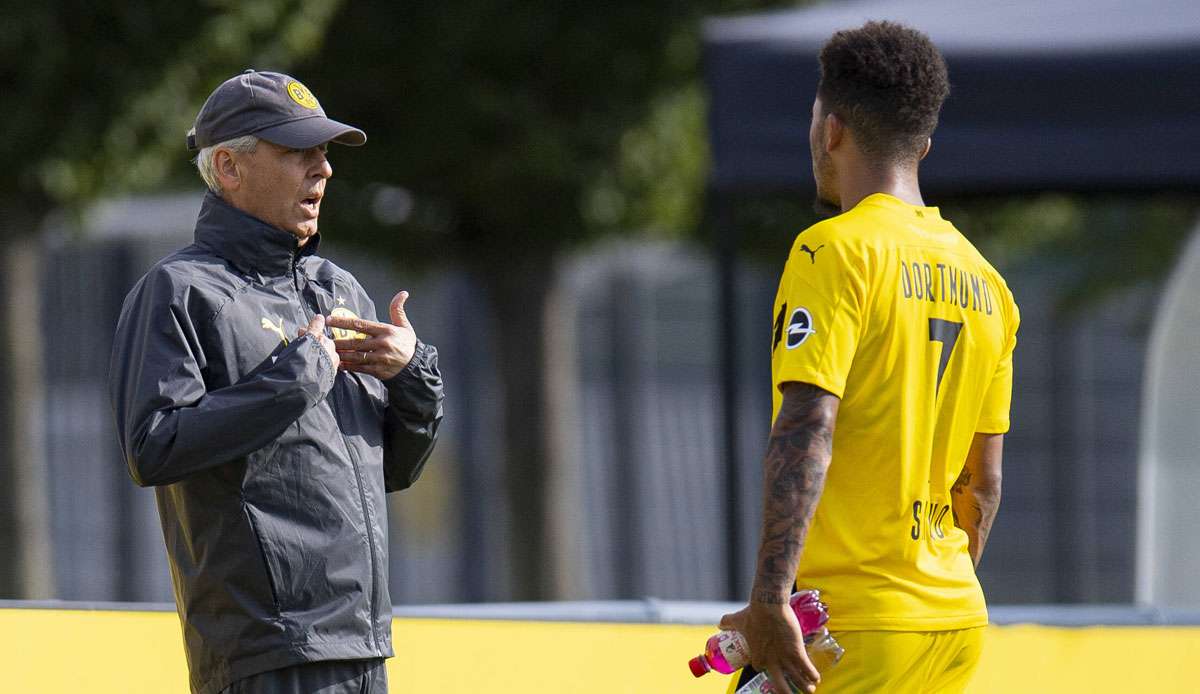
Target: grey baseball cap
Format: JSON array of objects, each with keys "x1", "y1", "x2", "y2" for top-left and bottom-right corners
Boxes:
[{"x1": 187, "y1": 70, "x2": 366, "y2": 151}]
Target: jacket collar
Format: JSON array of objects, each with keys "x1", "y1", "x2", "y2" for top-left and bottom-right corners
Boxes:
[{"x1": 193, "y1": 191, "x2": 321, "y2": 277}]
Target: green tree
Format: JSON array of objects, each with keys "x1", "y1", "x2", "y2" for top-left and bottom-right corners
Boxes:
[
  {"x1": 0, "y1": 0, "x2": 344, "y2": 598},
  {"x1": 1, "y1": 0, "x2": 344, "y2": 227},
  {"x1": 294, "y1": 0, "x2": 795, "y2": 599},
  {"x1": 9, "y1": 1, "x2": 1193, "y2": 603},
  {"x1": 4, "y1": 0, "x2": 795, "y2": 600}
]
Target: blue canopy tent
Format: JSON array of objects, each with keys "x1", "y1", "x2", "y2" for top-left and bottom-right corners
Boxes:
[
  {"x1": 702, "y1": 0, "x2": 1200, "y2": 600},
  {"x1": 704, "y1": 0, "x2": 1200, "y2": 196}
]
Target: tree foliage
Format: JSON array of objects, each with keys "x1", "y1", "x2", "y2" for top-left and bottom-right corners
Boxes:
[
  {"x1": 284, "y1": 0, "x2": 795, "y2": 599},
  {"x1": 1, "y1": 0, "x2": 344, "y2": 225},
  {"x1": 727, "y1": 190, "x2": 1200, "y2": 315},
  {"x1": 281, "y1": 0, "x2": 793, "y2": 262},
  {"x1": 945, "y1": 193, "x2": 1200, "y2": 312},
  {"x1": 17, "y1": 1, "x2": 1191, "y2": 602},
  {"x1": 4, "y1": 0, "x2": 799, "y2": 601}
]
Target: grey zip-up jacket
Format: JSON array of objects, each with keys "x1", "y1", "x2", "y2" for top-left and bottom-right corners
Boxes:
[{"x1": 109, "y1": 192, "x2": 443, "y2": 694}]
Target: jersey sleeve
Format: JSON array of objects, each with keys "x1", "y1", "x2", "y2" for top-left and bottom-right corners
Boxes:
[
  {"x1": 976, "y1": 298, "x2": 1020, "y2": 434},
  {"x1": 772, "y1": 235, "x2": 868, "y2": 399}
]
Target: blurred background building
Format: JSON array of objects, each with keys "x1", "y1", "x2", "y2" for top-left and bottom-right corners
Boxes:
[{"x1": 1, "y1": 0, "x2": 1198, "y2": 609}]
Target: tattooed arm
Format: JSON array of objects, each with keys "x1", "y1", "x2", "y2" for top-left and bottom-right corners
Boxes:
[
  {"x1": 951, "y1": 433, "x2": 1004, "y2": 567},
  {"x1": 720, "y1": 381, "x2": 839, "y2": 694},
  {"x1": 751, "y1": 382, "x2": 839, "y2": 602}
]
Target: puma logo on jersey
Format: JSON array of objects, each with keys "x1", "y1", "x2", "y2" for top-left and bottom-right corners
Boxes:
[
  {"x1": 261, "y1": 316, "x2": 289, "y2": 346},
  {"x1": 799, "y1": 244, "x2": 825, "y2": 263}
]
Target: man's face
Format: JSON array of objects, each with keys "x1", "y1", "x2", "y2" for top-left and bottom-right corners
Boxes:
[
  {"x1": 227, "y1": 142, "x2": 332, "y2": 242},
  {"x1": 809, "y1": 96, "x2": 840, "y2": 217}
]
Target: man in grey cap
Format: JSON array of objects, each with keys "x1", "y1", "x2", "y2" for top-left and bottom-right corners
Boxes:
[{"x1": 109, "y1": 70, "x2": 444, "y2": 694}]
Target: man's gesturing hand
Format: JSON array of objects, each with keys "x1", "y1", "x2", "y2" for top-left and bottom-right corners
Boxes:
[
  {"x1": 297, "y1": 314, "x2": 340, "y2": 371},
  {"x1": 720, "y1": 601, "x2": 820, "y2": 693},
  {"x1": 329, "y1": 291, "x2": 418, "y2": 380}
]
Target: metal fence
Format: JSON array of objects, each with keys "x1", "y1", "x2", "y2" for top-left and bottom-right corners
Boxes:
[{"x1": 13, "y1": 194, "x2": 1160, "y2": 606}]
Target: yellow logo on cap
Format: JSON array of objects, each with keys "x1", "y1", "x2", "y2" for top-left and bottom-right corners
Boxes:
[{"x1": 286, "y1": 81, "x2": 319, "y2": 109}]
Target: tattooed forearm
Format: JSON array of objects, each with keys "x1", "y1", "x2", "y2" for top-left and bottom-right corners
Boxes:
[
  {"x1": 974, "y1": 494, "x2": 998, "y2": 560},
  {"x1": 953, "y1": 487, "x2": 999, "y2": 567},
  {"x1": 750, "y1": 383, "x2": 839, "y2": 604},
  {"x1": 951, "y1": 467, "x2": 972, "y2": 495},
  {"x1": 951, "y1": 434, "x2": 1003, "y2": 567}
]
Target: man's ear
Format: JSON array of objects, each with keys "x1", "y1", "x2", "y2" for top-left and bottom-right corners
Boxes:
[
  {"x1": 214, "y1": 149, "x2": 242, "y2": 192},
  {"x1": 919, "y1": 137, "x2": 932, "y2": 161},
  {"x1": 824, "y1": 112, "x2": 844, "y2": 153}
]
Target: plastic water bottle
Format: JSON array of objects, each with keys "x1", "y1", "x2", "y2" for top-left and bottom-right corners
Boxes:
[
  {"x1": 733, "y1": 627, "x2": 845, "y2": 693},
  {"x1": 688, "y1": 590, "x2": 831, "y2": 678}
]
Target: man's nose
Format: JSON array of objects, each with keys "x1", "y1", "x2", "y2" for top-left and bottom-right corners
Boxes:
[{"x1": 314, "y1": 150, "x2": 333, "y2": 179}]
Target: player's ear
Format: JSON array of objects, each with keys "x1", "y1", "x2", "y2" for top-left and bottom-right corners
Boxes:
[
  {"x1": 919, "y1": 137, "x2": 932, "y2": 161},
  {"x1": 824, "y1": 112, "x2": 844, "y2": 153}
]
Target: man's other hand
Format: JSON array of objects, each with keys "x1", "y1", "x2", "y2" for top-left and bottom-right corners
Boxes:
[
  {"x1": 297, "y1": 314, "x2": 340, "y2": 371},
  {"x1": 329, "y1": 291, "x2": 418, "y2": 380},
  {"x1": 720, "y1": 601, "x2": 820, "y2": 693}
]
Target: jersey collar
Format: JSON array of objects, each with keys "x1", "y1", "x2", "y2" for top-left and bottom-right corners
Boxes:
[{"x1": 857, "y1": 192, "x2": 942, "y2": 219}]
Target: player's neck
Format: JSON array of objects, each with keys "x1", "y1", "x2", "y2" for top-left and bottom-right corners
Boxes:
[{"x1": 838, "y1": 167, "x2": 925, "y2": 212}]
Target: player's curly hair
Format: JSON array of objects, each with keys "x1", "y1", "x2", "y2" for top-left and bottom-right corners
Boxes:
[{"x1": 817, "y1": 21, "x2": 949, "y2": 164}]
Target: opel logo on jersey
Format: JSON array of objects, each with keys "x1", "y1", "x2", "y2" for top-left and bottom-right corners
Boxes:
[{"x1": 786, "y1": 307, "x2": 816, "y2": 349}]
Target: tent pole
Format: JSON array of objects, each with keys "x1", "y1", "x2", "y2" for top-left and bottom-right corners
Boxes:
[{"x1": 712, "y1": 190, "x2": 742, "y2": 601}]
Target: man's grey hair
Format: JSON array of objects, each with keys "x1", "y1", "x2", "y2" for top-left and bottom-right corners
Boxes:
[{"x1": 194, "y1": 134, "x2": 259, "y2": 194}]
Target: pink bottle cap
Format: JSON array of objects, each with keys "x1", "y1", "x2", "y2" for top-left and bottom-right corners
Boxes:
[
  {"x1": 791, "y1": 589, "x2": 819, "y2": 606},
  {"x1": 688, "y1": 656, "x2": 711, "y2": 678}
]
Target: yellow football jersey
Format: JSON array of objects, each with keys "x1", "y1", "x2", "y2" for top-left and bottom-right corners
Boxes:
[{"x1": 770, "y1": 193, "x2": 1019, "y2": 631}]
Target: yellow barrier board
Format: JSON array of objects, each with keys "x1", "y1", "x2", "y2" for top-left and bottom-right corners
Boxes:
[
  {"x1": 1, "y1": 608, "x2": 1198, "y2": 693},
  {"x1": 969, "y1": 623, "x2": 1200, "y2": 693}
]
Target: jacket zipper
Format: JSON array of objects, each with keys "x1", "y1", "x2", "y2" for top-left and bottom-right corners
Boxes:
[
  {"x1": 340, "y1": 414, "x2": 382, "y2": 651},
  {"x1": 293, "y1": 255, "x2": 382, "y2": 651}
]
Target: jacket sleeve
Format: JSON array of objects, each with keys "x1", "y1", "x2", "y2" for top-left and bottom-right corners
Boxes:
[
  {"x1": 381, "y1": 340, "x2": 444, "y2": 492},
  {"x1": 108, "y1": 273, "x2": 337, "y2": 487}
]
